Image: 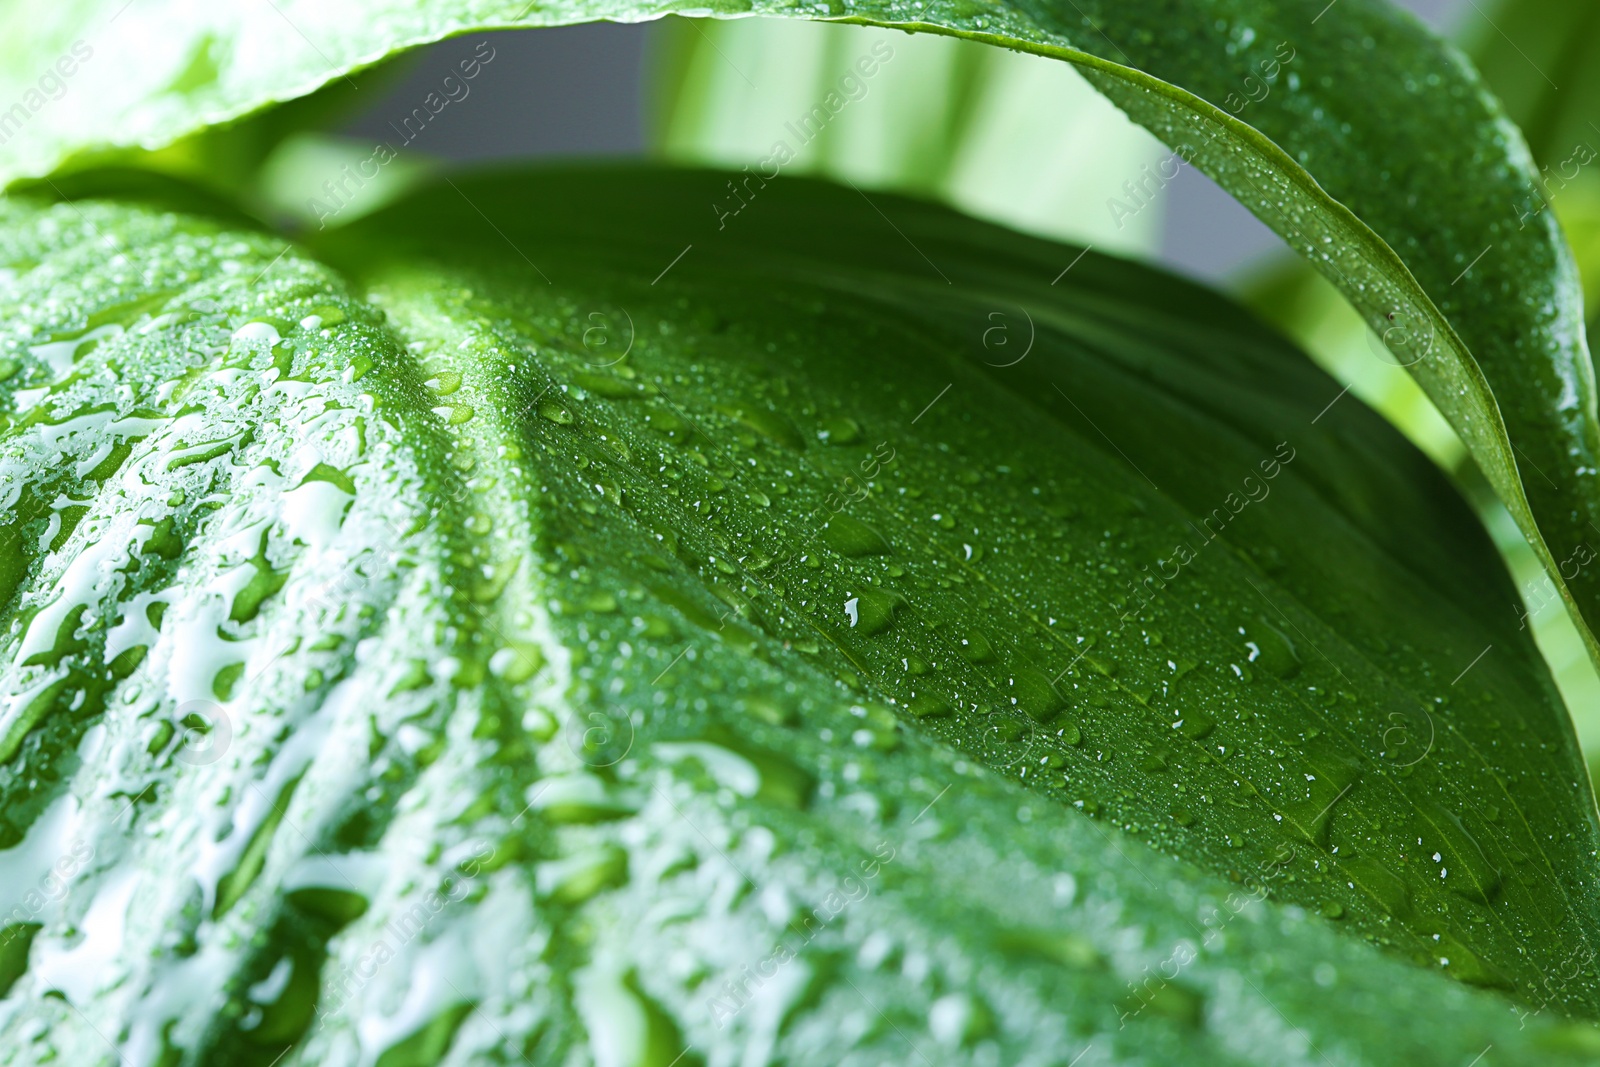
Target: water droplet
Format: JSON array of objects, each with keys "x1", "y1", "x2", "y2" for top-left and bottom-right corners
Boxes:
[
  {"x1": 993, "y1": 718, "x2": 1025, "y2": 743},
  {"x1": 817, "y1": 416, "x2": 862, "y2": 445},
  {"x1": 958, "y1": 630, "x2": 996, "y2": 663},
  {"x1": 715, "y1": 401, "x2": 804, "y2": 449},
  {"x1": 929, "y1": 993, "x2": 993, "y2": 1047},
  {"x1": 1276, "y1": 753, "x2": 1359, "y2": 848},
  {"x1": 1009, "y1": 668, "x2": 1064, "y2": 722},
  {"x1": 428, "y1": 370, "x2": 463, "y2": 395},
  {"x1": 491, "y1": 641, "x2": 546, "y2": 683},
  {"x1": 1173, "y1": 708, "x2": 1215, "y2": 740},
  {"x1": 231, "y1": 321, "x2": 280, "y2": 346},
  {"x1": 1338, "y1": 856, "x2": 1411, "y2": 918},
  {"x1": 1432, "y1": 930, "x2": 1512, "y2": 989},
  {"x1": 526, "y1": 774, "x2": 637, "y2": 824},
  {"x1": 1413, "y1": 798, "x2": 1501, "y2": 904},
  {"x1": 821, "y1": 514, "x2": 891, "y2": 556},
  {"x1": 536, "y1": 846, "x2": 627, "y2": 903},
  {"x1": 575, "y1": 963, "x2": 690, "y2": 1067},
  {"x1": 843, "y1": 588, "x2": 903, "y2": 635},
  {"x1": 538, "y1": 397, "x2": 575, "y2": 424},
  {"x1": 1243, "y1": 617, "x2": 1301, "y2": 678},
  {"x1": 574, "y1": 371, "x2": 646, "y2": 399}
]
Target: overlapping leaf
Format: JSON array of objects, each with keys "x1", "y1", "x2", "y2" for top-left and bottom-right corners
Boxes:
[{"x1": 2, "y1": 0, "x2": 1599, "y2": 687}]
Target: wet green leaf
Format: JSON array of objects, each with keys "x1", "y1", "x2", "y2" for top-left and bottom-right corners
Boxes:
[{"x1": 1, "y1": 171, "x2": 1598, "y2": 1063}]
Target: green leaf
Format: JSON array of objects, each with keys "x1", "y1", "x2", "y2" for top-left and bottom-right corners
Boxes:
[
  {"x1": 1453, "y1": 0, "x2": 1600, "y2": 327},
  {"x1": 5, "y1": 0, "x2": 1600, "y2": 729},
  {"x1": 3, "y1": 169, "x2": 1600, "y2": 1064},
  {"x1": 1456, "y1": 0, "x2": 1600, "y2": 171}
]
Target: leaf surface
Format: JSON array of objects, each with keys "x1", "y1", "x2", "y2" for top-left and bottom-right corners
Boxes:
[{"x1": 2, "y1": 169, "x2": 1600, "y2": 1066}]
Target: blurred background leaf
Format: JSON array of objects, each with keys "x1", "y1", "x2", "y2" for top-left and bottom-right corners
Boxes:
[
  {"x1": 1454, "y1": 0, "x2": 1600, "y2": 325},
  {"x1": 650, "y1": 17, "x2": 1167, "y2": 257}
]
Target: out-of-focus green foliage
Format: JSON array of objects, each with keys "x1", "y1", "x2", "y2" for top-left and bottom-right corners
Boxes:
[
  {"x1": 1456, "y1": 0, "x2": 1600, "y2": 322},
  {"x1": 649, "y1": 17, "x2": 1167, "y2": 256}
]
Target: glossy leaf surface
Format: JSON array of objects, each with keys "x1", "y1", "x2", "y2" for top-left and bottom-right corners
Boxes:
[{"x1": 2, "y1": 170, "x2": 1599, "y2": 1066}]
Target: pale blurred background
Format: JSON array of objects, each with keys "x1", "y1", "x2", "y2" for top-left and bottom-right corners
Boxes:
[
  {"x1": 330, "y1": 0, "x2": 1467, "y2": 281},
  {"x1": 259, "y1": 0, "x2": 1600, "y2": 778}
]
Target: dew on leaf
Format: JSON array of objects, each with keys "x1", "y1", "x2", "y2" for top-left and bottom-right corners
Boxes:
[
  {"x1": 538, "y1": 397, "x2": 575, "y2": 425},
  {"x1": 1009, "y1": 668, "x2": 1064, "y2": 722},
  {"x1": 821, "y1": 513, "x2": 891, "y2": 557},
  {"x1": 958, "y1": 630, "x2": 996, "y2": 663},
  {"x1": 817, "y1": 416, "x2": 862, "y2": 445}
]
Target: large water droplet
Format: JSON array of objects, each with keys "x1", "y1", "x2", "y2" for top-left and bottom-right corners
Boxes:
[
  {"x1": 1243, "y1": 617, "x2": 1301, "y2": 678},
  {"x1": 843, "y1": 588, "x2": 903, "y2": 635},
  {"x1": 1009, "y1": 668, "x2": 1064, "y2": 722},
  {"x1": 821, "y1": 514, "x2": 891, "y2": 557}
]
